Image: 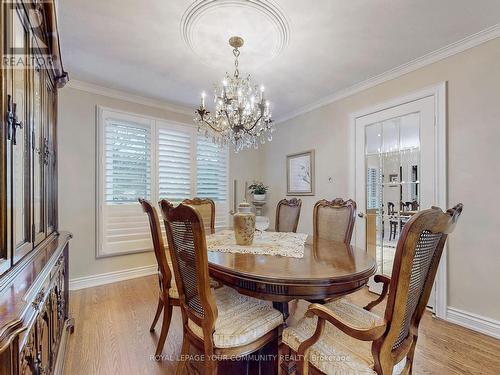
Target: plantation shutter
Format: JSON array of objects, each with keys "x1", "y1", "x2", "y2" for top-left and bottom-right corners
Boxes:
[
  {"x1": 158, "y1": 125, "x2": 193, "y2": 203},
  {"x1": 98, "y1": 109, "x2": 230, "y2": 256},
  {"x1": 196, "y1": 137, "x2": 229, "y2": 228},
  {"x1": 101, "y1": 116, "x2": 152, "y2": 255}
]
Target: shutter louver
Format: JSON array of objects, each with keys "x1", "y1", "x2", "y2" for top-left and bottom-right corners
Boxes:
[
  {"x1": 158, "y1": 127, "x2": 192, "y2": 202},
  {"x1": 98, "y1": 110, "x2": 230, "y2": 256},
  {"x1": 102, "y1": 118, "x2": 152, "y2": 255},
  {"x1": 105, "y1": 122, "x2": 151, "y2": 202},
  {"x1": 196, "y1": 137, "x2": 229, "y2": 228}
]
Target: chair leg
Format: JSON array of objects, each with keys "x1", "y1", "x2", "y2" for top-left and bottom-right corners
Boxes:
[
  {"x1": 280, "y1": 345, "x2": 295, "y2": 375},
  {"x1": 150, "y1": 298, "x2": 163, "y2": 332},
  {"x1": 176, "y1": 336, "x2": 190, "y2": 375},
  {"x1": 155, "y1": 303, "x2": 173, "y2": 356},
  {"x1": 405, "y1": 334, "x2": 418, "y2": 374},
  {"x1": 204, "y1": 359, "x2": 218, "y2": 375}
]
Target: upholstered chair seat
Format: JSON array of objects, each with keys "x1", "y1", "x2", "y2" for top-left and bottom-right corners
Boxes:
[
  {"x1": 283, "y1": 299, "x2": 405, "y2": 375},
  {"x1": 188, "y1": 286, "x2": 283, "y2": 348},
  {"x1": 166, "y1": 267, "x2": 179, "y2": 299}
]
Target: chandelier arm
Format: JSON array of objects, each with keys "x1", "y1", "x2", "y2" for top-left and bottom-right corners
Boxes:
[
  {"x1": 223, "y1": 110, "x2": 232, "y2": 127},
  {"x1": 242, "y1": 114, "x2": 264, "y2": 132},
  {"x1": 202, "y1": 118, "x2": 223, "y2": 133}
]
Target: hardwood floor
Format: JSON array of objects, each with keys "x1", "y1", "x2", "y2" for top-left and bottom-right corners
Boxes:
[{"x1": 64, "y1": 275, "x2": 500, "y2": 375}]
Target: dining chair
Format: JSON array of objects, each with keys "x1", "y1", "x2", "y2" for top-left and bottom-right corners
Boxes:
[
  {"x1": 276, "y1": 198, "x2": 302, "y2": 232},
  {"x1": 313, "y1": 199, "x2": 356, "y2": 245},
  {"x1": 183, "y1": 197, "x2": 216, "y2": 234},
  {"x1": 409, "y1": 200, "x2": 419, "y2": 211},
  {"x1": 138, "y1": 198, "x2": 179, "y2": 357},
  {"x1": 160, "y1": 200, "x2": 283, "y2": 375},
  {"x1": 388, "y1": 202, "x2": 398, "y2": 241},
  {"x1": 281, "y1": 203, "x2": 463, "y2": 375}
]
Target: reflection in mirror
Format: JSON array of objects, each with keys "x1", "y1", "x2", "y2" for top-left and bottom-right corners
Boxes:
[{"x1": 365, "y1": 112, "x2": 420, "y2": 276}]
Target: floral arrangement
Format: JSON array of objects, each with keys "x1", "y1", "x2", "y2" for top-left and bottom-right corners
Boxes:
[{"x1": 248, "y1": 182, "x2": 269, "y2": 195}]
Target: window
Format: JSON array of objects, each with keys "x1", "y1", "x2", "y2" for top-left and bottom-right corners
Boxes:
[
  {"x1": 196, "y1": 137, "x2": 229, "y2": 228},
  {"x1": 97, "y1": 108, "x2": 229, "y2": 257},
  {"x1": 105, "y1": 121, "x2": 152, "y2": 203},
  {"x1": 157, "y1": 125, "x2": 192, "y2": 202},
  {"x1": 366, "y1": 167, "x2": 380, "y2": 210},
  {"x1": 98, "y1": 111, "x2": 153, "y2": 256}
]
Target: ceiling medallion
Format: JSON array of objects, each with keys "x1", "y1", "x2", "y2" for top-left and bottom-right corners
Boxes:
[
  {"x1": 181, "y1": 0, "x2": 290, "y2": 64},
  {"x1": 194, "y1": 36, "x2": 274, "y2": 152}
]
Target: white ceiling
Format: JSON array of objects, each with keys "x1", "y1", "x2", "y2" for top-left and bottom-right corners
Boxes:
[{"x1": 58, "y1": 0, "x2": 500, "y2": 120}]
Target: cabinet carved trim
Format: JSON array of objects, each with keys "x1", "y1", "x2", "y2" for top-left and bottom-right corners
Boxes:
[{"x1": 0, "y1": 233, "x2": 73, "y2": 375}]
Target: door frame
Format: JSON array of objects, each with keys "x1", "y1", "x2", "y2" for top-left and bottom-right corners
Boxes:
[{"x1": 348, "y1": 82, "x2": 447, "y2": 319}]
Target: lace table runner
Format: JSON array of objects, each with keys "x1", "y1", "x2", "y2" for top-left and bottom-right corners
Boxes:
[{"x1": 206, "y1": 230, "x2": 308, "y2": 258}]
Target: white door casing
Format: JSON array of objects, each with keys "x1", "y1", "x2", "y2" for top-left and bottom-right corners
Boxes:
[{"x1": 348, "y1": 83, "x2": 447, "y2": 318}]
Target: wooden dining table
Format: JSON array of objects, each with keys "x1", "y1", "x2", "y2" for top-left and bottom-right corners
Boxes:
[{"x1": 207, "y1": 233, "x2": 377, "y2": 324}]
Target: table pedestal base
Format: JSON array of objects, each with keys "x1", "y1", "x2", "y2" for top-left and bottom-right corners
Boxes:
[{"x1": 273, "y1": 301, "x2": 289, "y2": 327}]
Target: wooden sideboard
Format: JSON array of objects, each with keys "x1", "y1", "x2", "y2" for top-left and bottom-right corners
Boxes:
[
  {"x1": 1, "y1": 1, "x2": 71, "y2": 374},
  {"x1": 0, "y1": 233, "x2": 72, "y2": 375}
]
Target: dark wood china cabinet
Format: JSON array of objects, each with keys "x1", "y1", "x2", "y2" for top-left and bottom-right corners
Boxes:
[{"x1": 0, "y1": 1, "x2": 72, "y2": 374}]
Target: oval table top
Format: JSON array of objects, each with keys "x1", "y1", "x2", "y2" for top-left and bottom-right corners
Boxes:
[{"x1": 207, "y1": 235, "x2": 377, "y2": 303}]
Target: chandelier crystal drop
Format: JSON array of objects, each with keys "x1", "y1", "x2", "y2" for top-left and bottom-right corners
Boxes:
[{"x1": 194, "y1": 36, "x2": 275, "y2": 152}]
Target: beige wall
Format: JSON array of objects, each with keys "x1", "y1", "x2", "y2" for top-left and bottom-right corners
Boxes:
[
  {"x1": 260, "y1": 38, "x2": 500, "y2": 320},
  {"x1": 230, "y1": 148, "x2": 265, "y2": 210},
  {"x1": 58, "y1": 86, "x2": 260, "y2": 280},
  {"x1": 59, "y1": 37, "x2": 500, "y2": 321}
]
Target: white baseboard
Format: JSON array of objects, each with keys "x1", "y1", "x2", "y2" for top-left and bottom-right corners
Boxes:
[
  {"x1": 446, "y1": 307, "x2": 500, "y2": 339},
  {"x1": 69, "y1": 264, "x2": 157, "y2": 291}
]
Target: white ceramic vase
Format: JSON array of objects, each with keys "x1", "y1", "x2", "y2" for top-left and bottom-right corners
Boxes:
[{"x1": 253, "y1": 193, "x2": 266, "y2": 201}]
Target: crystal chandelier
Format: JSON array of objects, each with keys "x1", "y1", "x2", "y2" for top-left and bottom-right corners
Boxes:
[{"x1": 195, "y1": 36, "x2": 275, "y2": 152}]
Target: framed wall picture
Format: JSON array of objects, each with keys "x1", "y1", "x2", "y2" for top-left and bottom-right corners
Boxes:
[
  {"x1": 389, "y1": 173, "x2": 399, "y2": 187},
  {"x1": 287, "y1": 150, "x2": 315, "y2": 196}
]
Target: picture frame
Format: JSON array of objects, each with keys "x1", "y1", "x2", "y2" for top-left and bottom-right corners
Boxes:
[
  {"x1": 287, "y1": 150, "x2": 315, "y2": 196},
  {"x1": 389, "y1": 173, "x2": 399, "y2": 187}
]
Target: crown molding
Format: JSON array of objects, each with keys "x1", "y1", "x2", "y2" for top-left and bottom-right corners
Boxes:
[
  {"x1": 66, "y1": 79, "x2": 193, "y2": 116},
  {"x1": 275, "y1": 23, "x2": 500, "y2": 124}
]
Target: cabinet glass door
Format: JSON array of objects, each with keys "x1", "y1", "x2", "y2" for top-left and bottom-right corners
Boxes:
[
  {"x1": 11, "y1": 9, "x2": 32, "y2": 262},
  {"x1": 32, "y1": 53, "x2": 45, "y2": 246},
  {"x1": 46, "y1": 85, "x2": 57, "y2": 234}
]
